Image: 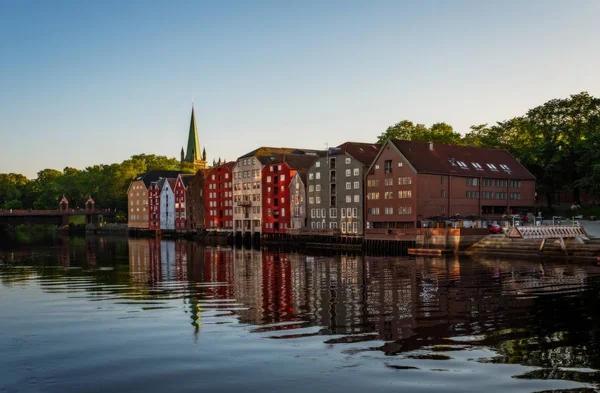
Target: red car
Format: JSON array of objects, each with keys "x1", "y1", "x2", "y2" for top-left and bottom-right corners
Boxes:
[{"x1": 488, "y1": 223, "x2": 502, "y2": 234}]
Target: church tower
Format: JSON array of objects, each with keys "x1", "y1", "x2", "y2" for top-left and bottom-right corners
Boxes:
[{"x1": 183, "y1": 106, "x2": 207, "y2": 170}]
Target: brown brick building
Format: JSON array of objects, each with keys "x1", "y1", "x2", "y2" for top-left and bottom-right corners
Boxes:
[
  {"x1": 365, "y1": 140, "x2": 536, "y2": 230},
  {"x1": 186, "y1": 169, "x2": 208, "y2": 232}
]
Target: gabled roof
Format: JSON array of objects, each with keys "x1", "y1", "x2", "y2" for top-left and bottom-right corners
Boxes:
[
  {"x1": 179, "y1": 174, "x2": 194, "y2": 187},
  {"x1": 167, "y1": 178, "x2": 177, "y2": 191},
  {"x1": 283, "y1": 154, "x2": 319, "y2": 171},
  {"x1": 332, "y1": 142, "x2": 380, "y2": 166},
  {"x1": 238, "y1": 147, "x2": 323, "y2": 160},
  {"x1": 155, "y1": 178, "x2": 167, "y2": 190},
  {"x1": 134, "y1": 170, "x2": 181, "y2": 188},
  {"x1": 389, "y1": 140, "x2": 535, "y2": 180},
  {"x1": 293, "y1": 170, "x2": 308, "y2": 185}
]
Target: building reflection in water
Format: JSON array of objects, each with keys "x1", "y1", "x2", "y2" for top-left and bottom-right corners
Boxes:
[{"x1": 126, "y1": 239, "x2": 600, "y2": 363}]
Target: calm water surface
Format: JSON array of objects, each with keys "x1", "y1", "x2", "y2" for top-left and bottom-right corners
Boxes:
[{"x1": 1, "y1": 236, "x2": 600, "y2": 393}]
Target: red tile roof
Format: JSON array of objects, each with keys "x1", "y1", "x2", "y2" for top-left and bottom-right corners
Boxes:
[{"x1": 390, "y1": 140, "x2": 535, "y2": 180}]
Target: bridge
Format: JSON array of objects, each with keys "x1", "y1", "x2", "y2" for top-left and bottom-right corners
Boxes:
[{"x1": 0, "y1": 196, "x2": 116, "y2": 226}]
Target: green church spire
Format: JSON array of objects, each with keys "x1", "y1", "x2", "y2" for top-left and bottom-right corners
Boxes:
[{"x1": 185, "y1": 106, "x2": 201, "y2": 162}]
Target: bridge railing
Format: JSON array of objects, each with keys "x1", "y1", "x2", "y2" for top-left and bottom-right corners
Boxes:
[{"x1": 0, "y1": 209, "x2": 116, "y2": 216}]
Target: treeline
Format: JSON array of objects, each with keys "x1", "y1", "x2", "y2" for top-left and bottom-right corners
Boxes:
[
  {"x1": 0, "y1": 155, "x2": 195, "y2": 212},
  {"x1": 1, "y1": 92, "x2": 599, "y2": 213},
  {"x1": 377, "y1": 92, "x2": 600, "y2": 206}
]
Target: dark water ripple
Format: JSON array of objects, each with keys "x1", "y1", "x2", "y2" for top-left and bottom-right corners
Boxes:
[{"x1": 2, "y1": 237, "x2": 600, "y2": 393}]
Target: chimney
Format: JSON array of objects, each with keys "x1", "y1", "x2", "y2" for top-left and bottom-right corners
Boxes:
[{"x1": 426, "y1": 141, "x2": 434, "y2": 150}]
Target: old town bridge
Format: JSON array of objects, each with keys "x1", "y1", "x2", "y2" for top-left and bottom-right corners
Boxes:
[{"x1": 0, "y1": 196, "x2": 116, "y2": 226}]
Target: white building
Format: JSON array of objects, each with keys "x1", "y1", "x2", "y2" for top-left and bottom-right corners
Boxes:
[{"x1": 159, "y1": 178, "x2": 177, "y2": 230}]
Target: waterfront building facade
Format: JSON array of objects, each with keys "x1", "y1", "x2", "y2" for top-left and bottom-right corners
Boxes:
[
  {"x1": 233, "y1": 147, "x2": 319, "y2": 235},
  {"x1": 186, "y1": 169, "x2": 207, "y2": 232},
  {"x1": 204, "y1": 162, "x2": 234, "y2": 230},
  {"x1": 262, "y1": 155, "x2": 318, "y2": 233},
  {"x1": 174, "y1": 174, "x2": 193, "y2": 232},
  {"x1": 148, "y1": 181, "x2": 161, "y2": 230},
  {"x1": 306, "y1": 142, "x2": 379, "y2": 235},
  {"x1": 365, "y1": 140, "x2": 536, "y2": 233},
  {"x1": 127, "y1": 170, "x2": 181, "y2": 229},
  {"x1": 290, "y1": 172, "x2": 307, "y2": 230},
  {"x1": 159, "y1": 178, "x2": 177, "y2": 230}
]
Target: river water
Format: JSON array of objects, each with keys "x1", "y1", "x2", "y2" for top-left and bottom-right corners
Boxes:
[{"x1": 1, "y1": 236, "x2": 600, "y2": 393}]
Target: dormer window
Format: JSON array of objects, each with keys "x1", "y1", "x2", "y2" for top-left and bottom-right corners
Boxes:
[
  {"x1": 449, "y1": 159, "x2": 456, "y2": 166},
  {"x1": 472, "y1": 162, "x2": 483, "y2": 170},
  {"x1": 457, "y1": 161, "x2": 468, "y2": 169},
  {"x1": 500, "y1": 164, "x2": 511, "y2": 172},
  {"x1": 487, "y1": 163, "x2": 498, "y2": 171}
]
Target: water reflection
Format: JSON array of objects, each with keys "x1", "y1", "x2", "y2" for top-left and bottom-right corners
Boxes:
[{"x1": 3, "y1": 237, "x2": 600, "y2": 391}]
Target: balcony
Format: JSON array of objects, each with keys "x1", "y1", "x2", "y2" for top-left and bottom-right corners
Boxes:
[{"x1": 237, "y1": 201, "x2": 251, "y2": 207}]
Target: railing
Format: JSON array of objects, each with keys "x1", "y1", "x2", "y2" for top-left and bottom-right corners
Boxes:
[
  {"x1": 508, "y1": 225, "x2": 589, "y2": 240},
  {"x1": 0, "y1": 209, "x2": 116, "y2": 216}
]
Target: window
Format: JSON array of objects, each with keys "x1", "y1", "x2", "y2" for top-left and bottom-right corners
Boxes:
[
  {"x1": 352, "y1": 208, "x2": 357, "y2": 218},
  {"x1": 398, "y1": 177, "x2": 411, "y2": 185},
  {"x1": 483, "y1": 191, "x2": 493, "y2": 199},
  {"x1": 495, "y1": 192, "x2": 507, "y2": 199},
  {"x1": 330, "y1": 222, "x2": 338, "y2": 229},
  {"x1": 345, "y1": 157, "x2": 351, "y2": 164},
  {"x1": 398, "y1": 162, "x2": 403, "y2": 167},
  {"x1": 384, "y1": 178, "x2": 393, "y2": 186},
  {"x1": 309, "y1": 197, "x2": 314, "y2": 204},
  {"x1": 466, "y1": 191, "x2": 480, "y2": 199},
  {"x1": 384, "y1": 160, "x2": 392, "y2": 174},
  {"x1": 316, "y1": 209, "x2": 321, "y2": 218},
  {"x1": 311, "y1": 209, "x2": 315, "y2": 218},
  {"x1": 500, "y1": 164, "x2": 511, "y2": 172},
  {"x1": 330, "y1": 208, "x2": 337, "y2": 218},
  {"x1": 316, "y1": 172, "x2": 321, "y2": 180},
  {"x1": 295, "y1": 182, "x2": 299, "y2": 190},
  {"x1": 384, "y1": 191, "x2": 394, "y2": 199},
  {"x1": 368, "y1": 207, "x2": 380, "y2": 215},
  {"x1": 375, "y1": 164, "x2": 380, "y2": 170},
  {"x1": 267, "y1": 208, "x2": 272, "y2": 216},
  {"x1": 398, "y1": 190, "x2": 412, "y2": 198},
  {"x1": 282, "y1": 208, "x2": 286, "y2": 217},
  {"x1": 321, "y1": 208, "x2": 325, "y2": 218},
  {"x1": 353, "y1": 168, "x2": 359, "y2": 176},
  {"x1": 483, "y1": 179, "x2": 493, "y2": 187},
  {"x1": 487, "y1": 163, "x2": 498, "y2": 171},
  {"x1": 316, "y1": 196, "x2": 321, "y2": 204},
  {"x1": 280, "y1": 174, "x2": 285, "y2": 181},
  {"x1": 441, "y1": 176, "x2": 445, "y2": 185},
  {"x1": 353, "y1": 195, "x2": 359, "y2": 203},
  {"x1": 457, "y1": 161, "x2": 468, "y2": 169},
  {"x1": 267, "y1": 176, "x2": 272, "y2": 183},
  {"x1": 367, "y1": 192, "x2": 380, "y2": 200},
  {"x1": 316, "y1": 185, "x2": 321, "y2": 192},
  {"x1": 495, "y1": 179, "x2": 508, "y2": 187},
  {"x1": 472, "y1": 162, "x2": 483, "y2": 170},
  {"x1": 384, "y1": 207, "x2": 394, "y2": 215},
  {"x1": 345, "y1": 195, "x2": 351, "y2": 203},
  {"x1": 316, "y1": 161, "x2": 321, "y2": 168},
  {"x1": 346, "y1": 208, "x2": 352, "y2": 217},
  {"x1": 367, "y1": 179, "x2": 379, "y2": 187},
  {"x1": 342, "y1": 222, "x2": 346, "y2": 233},
  {"x1": 398, "y1": 206, "x2": 412, "y2": 215},
  {"x1": 345, "y1": 169, "x2": 351, "y2": 177},
  {"x1": 449, "y1": 159, "x2": 456, "y2": 166},
  {"x1": 352, "y1": 222, "x2": 358, "y2": 233},
  {"x1": 341, "y1": 209, "x2": 346, "y2": 218},
  {"x1": 510, "y1": 180, "x2": 521, "y2": 188},
  {"x1": 441, "y1": 206, "x2": 445, "y2": 215},
  {"x1": 466, "y1": 178, "x2": 479, "y2": 186},
  {"x1": 510, "y1": 192, "x2": 521, "y2": 200},
  {"x1": 343, "y1": 181, "x2": 350, "y2": 190},
  {"x1": 309, "y1": 173, "x2": 314, "y2": 180},
  {"x1": 309, "y1": 185, "x2": 314, "y2": 192},
  {"x1": 353, "y1": 181, "x2": 359, "y2": 189}
]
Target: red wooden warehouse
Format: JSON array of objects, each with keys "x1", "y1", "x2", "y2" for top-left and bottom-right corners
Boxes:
[
  {"x1": 204, "y1": 162, "x2": 235, "y2": 230},
  {"x1": 174, "y1": 174, "x2": 194, "y2": 232},
  {"x1": 262, "y1": 154, "x2": 318, "y2": 233}
]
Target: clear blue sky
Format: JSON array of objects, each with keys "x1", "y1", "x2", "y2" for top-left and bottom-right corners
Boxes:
[{"x1": 1, "y1": 0, "x2": 599, "y2": 178}]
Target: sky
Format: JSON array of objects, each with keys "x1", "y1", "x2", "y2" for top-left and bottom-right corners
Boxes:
[{"x1": 1, "y1": 0, "x2": 599, "y2": 179}]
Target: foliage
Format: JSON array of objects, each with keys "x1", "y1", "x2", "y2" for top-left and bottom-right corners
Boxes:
[
  {"x1": 380, "y1": 92, "x2": 600, "y2": 207},
  {"x1": 0, "y1": 154, "x2": 195, "y2": 213}
]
